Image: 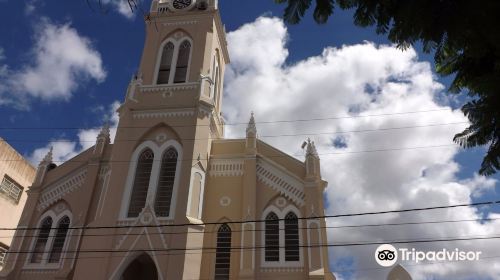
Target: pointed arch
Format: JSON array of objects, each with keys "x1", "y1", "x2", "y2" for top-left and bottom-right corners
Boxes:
[
  {"x1": 157, "y1": 41, "x2": 175, "y2": 84},
  {"x1": 174, "y1": 40, "x2": 191, "y2": 83},
  {"x1": 214, "y1": 224, "x2": 231, "y2": 279},
  {"x1": 264, "y1": 212, "x2": 279, "y2": 262},
  {"x1": 154, "y1": 147, "x2": 178, "y2": 217},
  {"x1": 48, "y1": 215, "x2": 70, "y2": 263},
  {"x1": 30, "y1": 216, "x2": 52, "y2": 263},
  {"x1": 121, "y1": 253, "x2": 159, "y2": 280},
  {"x1": 128, "y1": 148, "x2": 154, "y2": 218},
  {"x1": 284, "y1": 211, "x2": 299, "y2": 261}
]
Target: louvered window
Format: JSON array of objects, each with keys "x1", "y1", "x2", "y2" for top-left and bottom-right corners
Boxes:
[
  {"x1": 0, "y1": 175, "x2": 23, "y2": 204},
  {"x1": 157, "y1": 42, "x2": 174, "y2": 84},
  {"x1": 214, "y1": 224, "x2": 231, "y2": 279},
  {"x1": 154, "y1": 148, "x2": 178, "y2": 217},
  {"x1": 128, "y1": 149, "x2": 154, "y2": 218},
  {"x1": 31, "y1": 217, "x2": 52, "y2": 263},
  {"x1": 0, "y1": 242, "x2": 8, "y2": 267},
  {"x1": 48, "y1": 216, "x2": 70, "y2": 263},
  {"x1": 265, "y1": 212, "x2": 280, "y2": 262},
  {"x1": 174, "y1": 40, "x2": 191, "y2": 83},
  {"x1": 284, "y1": 212, "x2": 300, "y2": 261}
]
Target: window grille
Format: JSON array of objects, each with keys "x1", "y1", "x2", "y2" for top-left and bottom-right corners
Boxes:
[
  {"x1": 214, "y1": 224, "x2": 231, "y2": 279},
  {"x1": 128, "y1": 149, "x2": 154, "y2": 217},
  {"x1": 31, "y1": 217, "x2": 53, "y2": 263},
  {"x1": 174, "y1": 40, "x2": 191, "y2": 83},
  {"x1": 154, "y1": 148, "x2": 178, "y2": 217},
  {"x1": 284, "y1": 212, "x2": 300, "y2": 261},
  {"x1": 157, "y1": 42, "x2": 174, "y2": 84},
  {"x1": 48, "y1": 216, "x2": 70, "y2": 263},
  {"x1": 264, "y1": 212, "x2": 280, "y2": 262},
  {"x1": 0, "y1": 242, "x2": 8, "y2": 267},
  {"x1": 0, "y1": 175, "x2": 23, "y2": 203}
]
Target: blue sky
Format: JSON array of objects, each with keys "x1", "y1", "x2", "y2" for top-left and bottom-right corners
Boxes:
[{"x1": 0, "y1": 0, "x2": 499, "y2": 279}]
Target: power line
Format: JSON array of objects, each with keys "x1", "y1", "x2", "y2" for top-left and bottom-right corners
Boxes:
[
  {"x1": 2, "y1": 200, "x2": 498, "y2": 232},
  {"x1": 0, "y1": 108, "x2": 453, "y2": 130},
  {"x1": 2, "y1": 216, "x2": 497, "y2": 240},
  {"x1": 0, "y1": 121, "x2": 468, "y2": 143},
  {"x1": 0, "y1": 143, "x2": 460, "y2": 164}
]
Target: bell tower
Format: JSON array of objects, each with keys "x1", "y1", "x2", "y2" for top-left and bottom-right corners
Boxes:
[{"x1": 75, "y1": 1, "x2": 231, "y2": 279}]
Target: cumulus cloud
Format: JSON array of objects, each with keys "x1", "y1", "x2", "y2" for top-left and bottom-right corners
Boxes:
[
  {"x1": 29, "y1": 101, "x2": 120, "y2": 164},
  {"x1": 224, "y1": 17, "x2": 499, "y2": 280},
  {"x1": 0, "y1": 20, "x2": 106, "y2": 108},
  {"x1": 102, "y1": 0, "x2": 136, "y2": 19}
]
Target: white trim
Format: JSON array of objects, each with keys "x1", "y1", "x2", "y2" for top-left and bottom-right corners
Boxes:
[
  {"x1": 260, "y1": 204, "x2": 304, "y2": 268},
  {"x1": 186, "y1": 168, "x2": 205, "y2": 219},
  {"x1": 209, "y1": 159, "x2": 244, "y2": 177},
  {"x1": 153, "y1": 36, "x2": 193, "y2": 86},
  {"x1": 37, "y1": 168, "x2": 87, "y2": 211},
  {"x1": 120, "y1": 140, "x2": 183, "y2": 221},
  {"x1": 24, "y1": 210, "x2": 73, "y2": 270},
  {"x1": 96, "y1": 168, "x2": 111, "y2": 219}
]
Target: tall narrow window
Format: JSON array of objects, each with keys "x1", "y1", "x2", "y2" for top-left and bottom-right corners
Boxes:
[
  {"x1": 0, "y1": 242, "x2": 8, "y2": 267},
  {"x1": 264, "y1": 212, "x2": 280, "y2": 262},
  {"x1": 48, "y1": 216, "x2": 70, "y2": 263},
  {"x1": 214, "y1": 224, "x2": 231, "y2": 279},
  {"x1": 284, "y1": 212, "x2": 300, "y2": 261},
  {"x1": 31, "y1": 217, "x2": 52, "y2": 263},
  {"x1": 128, "y1": 149, "x2": 154, "y2": 218},
  {"x1": 157, "y1": 42, "x2": 174, "y2": 84},
  {"x1": 154, "y1": 148, "x2": 178, "y2": 217},
  {"x1": 174, "y1": 40, "x2": 191, "y2": 83}
]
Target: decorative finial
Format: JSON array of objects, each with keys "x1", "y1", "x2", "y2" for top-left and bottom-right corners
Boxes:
[
  {"x1": 246, "y1": 111, "x2": 257, "y2": 135},
  {"x1": 42, "y1": 146, "x2": 53, "y2": 164}
]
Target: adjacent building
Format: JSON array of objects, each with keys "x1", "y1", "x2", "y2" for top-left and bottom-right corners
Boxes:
[
  {"x1": 0, "y1": 139, "x2": 36, "y2": 271},
  {"x1": 0, "y1": 0, "x2": 335, "y2": 279}
]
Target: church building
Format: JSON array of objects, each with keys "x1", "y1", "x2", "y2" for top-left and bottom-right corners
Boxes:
[{"x1": 0, "y1": 0, "x2": 335, "y2": 279}]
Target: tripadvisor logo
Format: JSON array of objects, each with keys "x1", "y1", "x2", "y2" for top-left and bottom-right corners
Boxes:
[{"x1": 375, "y1": 244, "x2": 482, "y2": 267}]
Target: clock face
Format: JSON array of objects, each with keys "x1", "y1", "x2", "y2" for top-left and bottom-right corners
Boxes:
[{"x1": 172, "y1": 0, "x2": 193, "y2": 10}]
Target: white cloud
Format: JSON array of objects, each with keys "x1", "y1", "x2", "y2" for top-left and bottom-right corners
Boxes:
[
  {"x1": 0, "y1": 20, "x2": 106, "y2": 108},
  {"x1": 29, "y1": 101, "x2": 120, "y2": 164},
  {"x1": 102, "y1": 0, "x2": 135, "y2": 19},
  {"x1": 224, "y1": 17, "x2": 499, "y2": 280}
]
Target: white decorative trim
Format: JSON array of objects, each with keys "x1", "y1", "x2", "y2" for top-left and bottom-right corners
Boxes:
[
  {"x1": 37, "y1": 169, "x2": 87, "y2": 211},
  {"x1": 256, "y1": 159, "x2": 305, "y2": 207},
  {"x1": 119, "y1": 140, "x2": 183, "y2": 221},
  {"x1": 132, "y1": 108, "x2": 195, "y2": 119},
  {"x1": 240, "y1": 222, "x2": 255, "y2": 270},
  {"x1": 140, "y1": 83, "x2": 199, "y2": 93},
  {"x1": 152, "y1": 36, "x2": 194, "y2": 86},
  {"x1": 209, "y1": 159, "x2": 244, "y2": 177},
  {"x1": 260, "y1": 267, "x2": 304, "y2": 273},
  {"x1": 219, "y1": 196, "x2": 231, "y2": 207},
  {"x1": 186, "y1": 168, "x2": 206, "y2": 219},
  {"x1": 261, "y1": 205, "x2": 304, "y2": 268},
  {"x1": 161, "y1": 20, "x2": 198, "y2": 26},
  {"x1": 96, "y1": 167, "x2": 111, "y2": 219}
]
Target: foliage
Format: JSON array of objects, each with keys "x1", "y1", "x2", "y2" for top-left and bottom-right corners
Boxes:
[{"x1": 275, "y1": 0, "x2": 500, "y2": 175}]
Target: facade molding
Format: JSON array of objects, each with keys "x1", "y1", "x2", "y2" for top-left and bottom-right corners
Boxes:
[
  {"x1": 37, "y1": 168, "x2": 87, "y2": 212},
  {"x1": 132, "y1": 108, "x2": 196, "y2": 119},
  {"x1": 256, "y1": 158, "x2": 305, "y2": 207},
  {"x1": 208, "y1": 159, "x2": 244, "y2": 177}
]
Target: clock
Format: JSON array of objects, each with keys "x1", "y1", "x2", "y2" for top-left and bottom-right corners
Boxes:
[{"x1": 171, "y1": 0, "x2": 194, "y2": 10}]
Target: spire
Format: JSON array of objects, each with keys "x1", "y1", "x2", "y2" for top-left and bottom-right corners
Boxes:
[
  {"x1": 42, "y1": 146, "x2": 53, "y2": 164},
  {"x1": 246, "y1": 111, "x2": 257, "y2": 136},
  {"x1": 305, "y1": 138, "x2": 320, "y2": 180},
  {"x1": 97, "y1": 122, "x2": 111, "y2": 144},
  {"x1": 245, "y1": 112, "x2": 257, "y2": 154}
]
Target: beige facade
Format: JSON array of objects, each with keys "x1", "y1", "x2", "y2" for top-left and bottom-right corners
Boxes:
[
  {"x1": 0, "y1": 139, "x2": 36, "y2": 271},
  {"x1": 0, "y1": 0, "x2": 335, "y2": 279}
]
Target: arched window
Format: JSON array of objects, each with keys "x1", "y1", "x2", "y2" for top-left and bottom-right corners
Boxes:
[
  {"x1": 157, "y1": 42, "x2": 174, "y2": 84},
  {"x1": 284, "y1": 212, "x2": 299, "y2": 261},
  {"x1": 48, "y1": 216, "x2": 70, "y2": 263},
  {"x1": 31, "y1": 217, "x2": 52, "y2": 263},
  {"x1": 264, "y1": 212, "x2": 279, "y2": 262},
  {"x1": 214, "y1": 224, "x2": 231, "y2": 279},
  {"x1": 174, "y1": 40, "x2": 191, "y2": 83},
  {"x1": 154, "y1": 148, "x2": 178, "y2": 217},
  {"x1": 128, "y1": 149, "x2": 154, "y2": 218}
]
